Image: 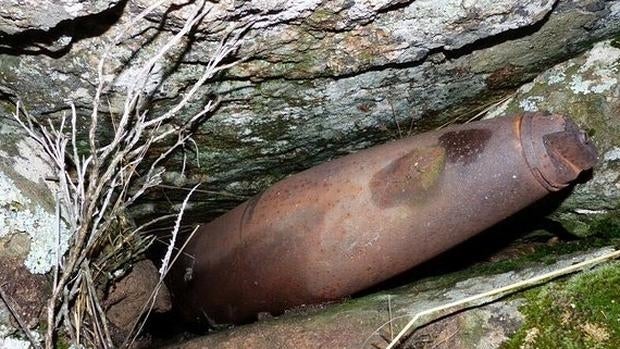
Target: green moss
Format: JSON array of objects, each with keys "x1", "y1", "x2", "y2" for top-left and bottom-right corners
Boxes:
[
  {"x1": 591, "y1": 214, "x2": 620, "y2": 240},
  {"x1": 502, "y1": 262, "x2": 620, "y2": 349},
  {"x1": 563, "y1": 219, "x2": 597, "y2": 237},
  {"x1": 557, "y1": 212, "x2": 620, "y2": 239},
  {"x1": 450, "y1": 237, "x2": 617, "y2": 281},
  {"x1": 55, "y1": 336, "x2": 71, "y2": 349},
  {"x1": 305, "y1": 8, "x2": 339, "y2": 29}
]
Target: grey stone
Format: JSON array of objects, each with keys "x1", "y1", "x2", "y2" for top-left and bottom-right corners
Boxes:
[
  {"x1": 0, "y1": 0, "x2": 619, "y2": 222},
  {"x1": 0, "y1": 121, "x2": 65, "y2": 342},
  {"x1": 0, "y1": 0, "x2": 121, "y2": 35},
  {"x1": 485, "y1": 39, "x2": 620, "y2": 236}
]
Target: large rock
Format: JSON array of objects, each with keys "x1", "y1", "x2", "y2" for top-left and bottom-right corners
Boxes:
[
  {"x1": 0, "y1": 0, "x2": 619, "y2": 221},
  {"x1": 485, "y1": 39, "x2": 620, "y2": 237},
  {"x1": 0, "y1": 0, "x2": 124, "y2": 55},
  {"x1": 0, "y1": 0, "x2": 121, "y2": 35},
  {"x1": 0, "y1": 121, "x2": 69, "y2": 345}
]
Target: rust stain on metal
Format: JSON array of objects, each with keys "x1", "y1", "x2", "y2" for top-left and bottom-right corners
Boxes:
[
  {"x1": 172, "y1": 113, "x2": 598, "y2": 325},
  {"x1": 438, "y1": 128, "x2": 492, "y2": 164},
  {"x1": 370, "y1": 146, "x2": 446, "y2": 208}
]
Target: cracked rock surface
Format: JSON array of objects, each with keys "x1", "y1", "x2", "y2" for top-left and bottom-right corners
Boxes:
[
  {"x1": 0, "y1": 0, "x2": 121, "y2": 35},
  {"x1": 0, "y1": 122, "x2": 63, "y2": 344},
  {"x1": 0, "y1": 0, "x2": 619, "y2": 223}
]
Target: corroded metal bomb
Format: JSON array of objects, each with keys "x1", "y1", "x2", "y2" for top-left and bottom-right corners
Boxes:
[{"x1": 173, "y1": 113, "x2": 597, "y2": 324}]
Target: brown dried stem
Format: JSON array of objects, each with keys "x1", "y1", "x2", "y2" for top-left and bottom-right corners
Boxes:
[{"x1": 12, "y1": 1, "x2": 247, "y2": 347}]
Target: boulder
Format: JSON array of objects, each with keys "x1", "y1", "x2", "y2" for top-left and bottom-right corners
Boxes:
[
  {"x1": 485, "y1": 39, "x2": 620, "y2": 237},
  {"x1": 0, "y1": 121, "x2": 67, "y2": 345},
  {"x1": 0, "y1": 0, "x2": 122, "y2": 35},
  {"x1": 0, "y1": 0, "x2": 619, "y2": 220}
]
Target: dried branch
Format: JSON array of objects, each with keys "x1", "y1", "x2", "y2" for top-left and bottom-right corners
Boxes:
[
  {"x1": 382, "y1": 249, "x2": 620, "y2": 349},
  {"x1": 122, "y1": 184, "x2": 201, "y2": 349},
  {"x1": 11, "y1": 0, "x2": 248, "y2": 347}
]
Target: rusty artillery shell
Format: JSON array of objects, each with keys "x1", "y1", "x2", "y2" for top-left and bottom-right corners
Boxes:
[{"x1": 173, "y1": 113, "x2": 597, "y2": 324}]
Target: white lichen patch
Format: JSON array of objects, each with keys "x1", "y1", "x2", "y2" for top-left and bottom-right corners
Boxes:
[
  {"x1": 12, "y1": 137, "x2": 56, "y2": 189},
  {"x1": 570, "y1": 74, "x2": 617, "y2": 95},
  {"x1": 247, "y1": 0, "x2": 322, "y2": 24},
  {"x1": 345, "y1": 0, "x2": 404, "y2": 22},
  {"x1": 0, "y1": 324, "x2": 13, "y2": 338},
  {"x1": 0, "y1": 336, "x2": 32, "y2": 349},
  {"x1": 518, "y1": 96, "x2": 545, "y2": 112},
  {"x1": 216, "y1": 111, "x2": 254, "y2": 127},
  {"x1": 63, "y1": 1, "x2": 85, "y2": 17},
  {"x1": 579, "y1": 41, "x2": 620, "y2": 72},
  {"x1": 49, "y1": 70, "x2": 70, "y2": 82},
  {"x1": 114, "y1": 62, "x2": 164, "y2": 96},
  {"x1": 603, "y1": 147, "x2": 620, "y2": 162},
  {"x1": 612, "y1": 2, "x2": 620, "y2": 16},
  {"x1": 546, "y1": 66, "x2": 568, "y2": 85},
  {"x1": 71, "y1": 87, "x2": 90, "y2": 101},
  {"x1": 0, "y1": 171, "x2": 69, "y2": 274},
  {"x1": 588, "y1": 169, "x2": 620, "y2": 198},
  {"x1": 242, "y1": 136, "x2": 267, "y2": 144},
  {"x1": 569, "y1": 41, "x2": 620, "y2": 95}
]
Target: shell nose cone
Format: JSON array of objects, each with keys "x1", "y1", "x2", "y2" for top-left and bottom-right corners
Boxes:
[
  {"x1": 543, "y1": 116, "x2": 598, "y2": 181},
  {"x1": 566, "y1": 128, "x2": 598, "y2": 169},
  {"x1": 521, "y1": 113, "x2": 598, "y2": 191}
]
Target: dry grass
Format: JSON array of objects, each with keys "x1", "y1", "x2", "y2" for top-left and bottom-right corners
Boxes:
[{"x1": 12, "y1": 1, "x2": 250, "y2": 347}]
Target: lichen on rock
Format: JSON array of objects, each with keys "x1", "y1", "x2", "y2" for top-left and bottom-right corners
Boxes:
[
  {"x1": 485, "y1": 39, "x2": 620, "y2": 237},
  {"x1": 0, "y1": 121, "x2": 71, "y2": 343},
  {"x1": 0, "y1": 125, "x2": 70, "y2": 274},
  {"x1": 2, "y1": 0, "x2": 620, "y2": 222},
  {"x1": 0, "y1": 0, "x2": 122, "y2": 35},
  {"x1": 0, "y1": 336, "x2": 32, "y2": 349},
  {"x1": 0, "y1": 172, "x2": 69, "y2": 274}
]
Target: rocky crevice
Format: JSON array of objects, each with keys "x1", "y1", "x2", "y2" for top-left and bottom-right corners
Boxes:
[{"x1": 0, "y1": 0, "x2": 619, "y2": 231}]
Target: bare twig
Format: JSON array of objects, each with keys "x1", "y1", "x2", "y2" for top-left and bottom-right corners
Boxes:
[
  {"x1": 384, "y1": 249, "x2": 620, "y2": 349},
  {"x1": 159, "y1": 183, "x2": 200, "y2": 276},
  {"x1": 435, "y1": 93, "x2": 515, "y2": 130},
  {"x1": 123, "y1": 218, "x2": 201, "y2": 348},
  {"x1": 388, "y1": 295, "x2": 393, "y2": 342},
  {"x1": 12, "y1": 0, "x2": 248, "y2": 347}
]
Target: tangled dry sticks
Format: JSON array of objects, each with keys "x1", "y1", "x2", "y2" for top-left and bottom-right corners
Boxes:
[{"x1": 11, "y1": 1, "x2": 248, "y2": 348}]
